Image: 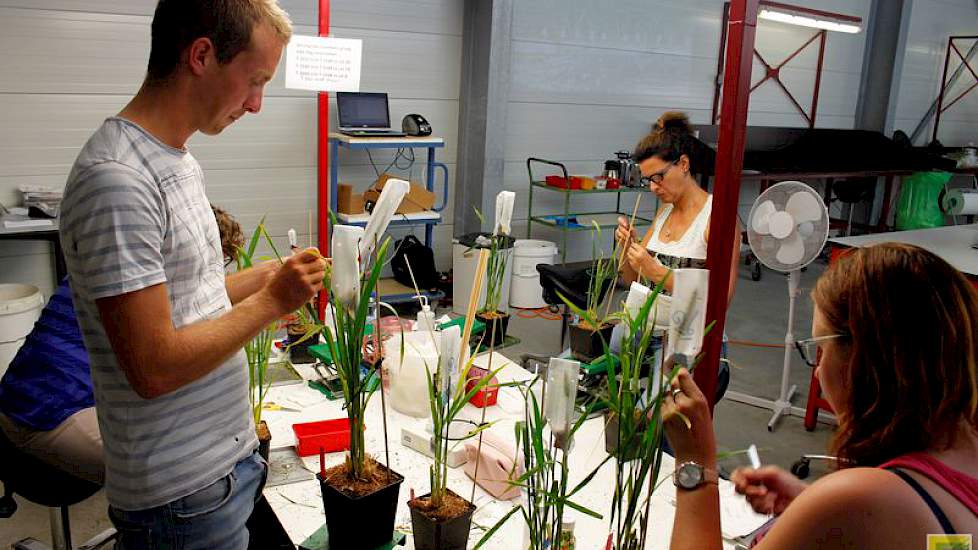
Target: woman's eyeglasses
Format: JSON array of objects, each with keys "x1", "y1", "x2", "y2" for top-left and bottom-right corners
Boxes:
[
  {"x1": 640, "y1": 160, "x2": 677, "y2": 186},
  {"x1": 794, "y1": 334, "x2": 846, "y2": 367}
]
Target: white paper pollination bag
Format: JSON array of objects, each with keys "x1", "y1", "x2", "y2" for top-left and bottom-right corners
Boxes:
[{"x1": 666, "y1": 268, "x2": 709, "y2": 361}]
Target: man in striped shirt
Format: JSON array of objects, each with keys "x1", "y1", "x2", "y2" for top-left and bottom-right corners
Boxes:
[{"x1": 58, "y1": 2, "x2": 323, "y2": 548}]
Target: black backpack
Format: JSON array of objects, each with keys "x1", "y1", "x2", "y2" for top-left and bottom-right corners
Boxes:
[{"x1": 391, "y1": 235, "x2": 438, "y2": 290}]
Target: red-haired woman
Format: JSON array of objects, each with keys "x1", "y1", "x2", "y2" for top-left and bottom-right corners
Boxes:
[{"x1": 664, "y1": 243, "x2": 978, "y2": 549}]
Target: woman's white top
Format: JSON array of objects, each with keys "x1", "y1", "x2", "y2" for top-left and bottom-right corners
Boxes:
[{"x1": 646, "y1": 195, "x2": 713, "y2": 268}]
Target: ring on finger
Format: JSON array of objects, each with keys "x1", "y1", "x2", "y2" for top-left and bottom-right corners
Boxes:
[{"x1": 671, "y1": 387, "x2": 683, "y2": 399}]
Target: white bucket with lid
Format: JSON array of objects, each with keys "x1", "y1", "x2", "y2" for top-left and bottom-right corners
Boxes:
[
  {"x1": 0, "y1": 284, "x2": 44, "y2": 376},
  {"x1": 509, "y1": 240, "x2": 558, "y2": 309}
]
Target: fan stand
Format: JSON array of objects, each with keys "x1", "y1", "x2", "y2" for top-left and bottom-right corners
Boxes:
[{"x1": 726, "y1": 269, "x2": 802, "y2": 431}]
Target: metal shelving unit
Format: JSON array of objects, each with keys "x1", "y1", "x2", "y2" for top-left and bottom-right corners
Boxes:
[
  {"x1": 328, "y1": 133, "x2": 449, "y2": 304},
  {"x1": 526, "y1": 157, "x2": 657, "y2": 263}
]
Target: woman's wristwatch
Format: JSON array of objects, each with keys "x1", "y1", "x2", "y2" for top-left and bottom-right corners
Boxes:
[{"x1": 674, "y1": 461, "x2": 719, "y2": 490}]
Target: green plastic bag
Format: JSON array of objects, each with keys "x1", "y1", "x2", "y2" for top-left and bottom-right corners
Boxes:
[{"x1": 895, "y1": 171, "x2": 952, "y2": 231}]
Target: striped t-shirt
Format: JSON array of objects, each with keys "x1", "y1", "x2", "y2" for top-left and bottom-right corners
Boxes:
[{"x1": 59, "y1": 117, "x2": 255, "y2": 511}]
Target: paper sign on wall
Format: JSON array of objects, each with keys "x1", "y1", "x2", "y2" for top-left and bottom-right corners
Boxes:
[{"x1": 285, "y1": 35, "x2": 362, "y2": 92}]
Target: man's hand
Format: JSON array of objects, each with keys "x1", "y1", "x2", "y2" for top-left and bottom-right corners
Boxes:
[{"x1": 262, "y1": 248, "x2": 327, "y2": 316}]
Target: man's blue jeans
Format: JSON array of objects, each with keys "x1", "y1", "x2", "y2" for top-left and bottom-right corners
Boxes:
[{"x1": 109, "y1": 450, "x2": 267, "y2": 550}]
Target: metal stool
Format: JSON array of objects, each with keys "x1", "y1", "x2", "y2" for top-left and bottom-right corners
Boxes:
[{"x1": 0, "y1": 428, "x2": 115, "y2": 550}]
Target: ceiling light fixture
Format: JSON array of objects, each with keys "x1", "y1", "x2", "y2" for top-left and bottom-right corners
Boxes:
[{"x1": 758, "y1": 2, "x2": 863, "y2": 34}]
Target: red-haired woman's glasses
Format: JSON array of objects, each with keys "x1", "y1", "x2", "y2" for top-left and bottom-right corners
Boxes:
[{"x1": 795, "y1": 334, "x2": 845, "y2": 367}]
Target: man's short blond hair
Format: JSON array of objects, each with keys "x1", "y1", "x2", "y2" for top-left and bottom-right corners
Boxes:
[{"x1": 147, "y1": 0, "x2": 293, "y2": 85}]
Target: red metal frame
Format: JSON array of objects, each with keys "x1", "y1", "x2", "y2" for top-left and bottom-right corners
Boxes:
[
  {"x1": 317, "y1": 0, "x2": 330, "y2": 320},
  {"x1": 712, "y1": 1, "x2": 860, "y2": 128},
  {"x1": 698, "y1": 0, "x2": 760, "y2": 411},
  {"x1": 932, "y1": 35, "x2": 978, "y2": 144}
]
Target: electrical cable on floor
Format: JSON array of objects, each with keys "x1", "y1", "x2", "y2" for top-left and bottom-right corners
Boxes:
[
  {"x1": 727, "y1": 339, "x2": 786, "y2": 349},
  {"x1": 513, "y1": 307, "x2": 562, "y2": 320}
]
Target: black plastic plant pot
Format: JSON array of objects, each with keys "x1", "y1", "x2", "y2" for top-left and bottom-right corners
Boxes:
[
  {"x1": 257, "y1": 420, "x2": 271, "y2": 462},
  {"x1": 603, "y1": 410, "x2": 643, "y2": 462},
  {"x1": 569, "y1": 322, "x2": 614, "y2": 362},
  {"x1": 318, "y1": 466, "x2": 404, "y2": 549},
  {"x1": 287, "y1": 329, "x2": 317, "y2": 364},
  {"x1": 409, "y1": 491, "x2": 476, "y2": 550},
  {"x1": 476, "y1": 311, "x2": 510, "y2": 347}
]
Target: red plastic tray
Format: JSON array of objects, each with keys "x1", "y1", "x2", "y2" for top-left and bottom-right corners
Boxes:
[
  {"x1": 292, "y1": 418, "x2": 353, "y2": 456},
  {"x1": 545, "y1": 175, "x2": 583, "y2": 190}
]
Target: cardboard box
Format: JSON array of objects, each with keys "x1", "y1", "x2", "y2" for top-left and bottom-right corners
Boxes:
[
  {"x1": 365, "y1": 174, "x2": 436, "y2": 214},
  {"x1": 337, "y1": 183, "x2": 365, "y2": 214}
]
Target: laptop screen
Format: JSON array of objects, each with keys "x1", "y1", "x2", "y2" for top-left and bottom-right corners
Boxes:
[{"x1": 337, "y1": 92, "x2": 391, "y2": 128}]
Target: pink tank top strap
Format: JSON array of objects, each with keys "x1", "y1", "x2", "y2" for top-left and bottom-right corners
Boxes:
[{"x1": 880, "y1": 452, "x2": 978, "y2": 516}]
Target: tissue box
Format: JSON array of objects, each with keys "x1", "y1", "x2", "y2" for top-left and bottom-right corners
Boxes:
[{"x1": 401, "y1": 425, "x2": 467, "y2": 468}]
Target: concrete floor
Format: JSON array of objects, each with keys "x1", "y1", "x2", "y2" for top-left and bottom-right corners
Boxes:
[{"x1": 0, "y1": 260, "x2": 837, "y2": 548}]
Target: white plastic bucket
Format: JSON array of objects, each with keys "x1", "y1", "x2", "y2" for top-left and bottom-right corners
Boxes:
[
  {"x1": 509, "y1": 240, "x2": 557, "y2": 309},
  {"x1": 452, "y1": 242, "x2": 513, "y2": 316},
  {"x1": 0, "y1": 284, "x2": 44, "y2": 377}
]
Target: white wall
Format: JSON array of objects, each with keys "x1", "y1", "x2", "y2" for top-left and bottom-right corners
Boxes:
[
  {"x1": 503, "y1": 0, "x2": 871, "y2": 262},
  {"x1": 0, "y1": 0, "x2": 463, "y2": 296},
  {"x1": 893, "y1": 0, "x2": 978, "y2": 146}
]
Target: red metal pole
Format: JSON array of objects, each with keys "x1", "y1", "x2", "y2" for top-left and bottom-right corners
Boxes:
[
  {"x1": 933, "y1": 37, "x2": 953, "y2": 144},
  {"x1": 697, "y1": 0, "x2": 759, "y2": 412},
  {"x1": 810, "y1": 30, "x2": 827, "y2": 128},
  {"x1": 317, "y1": 0, "x2": 331, "y2": 320},
  {"x1": 712, "y1": 2, "x2": 732, "y2": 124}
]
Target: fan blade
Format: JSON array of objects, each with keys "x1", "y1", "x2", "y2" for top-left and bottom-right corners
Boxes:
[
  {"x1": 785, "y1": 191, "x2": 823, "y2": 223},
  {"x1": 776, "y1": 231, "x2": 805, "y2": 265},
  {"x1": 751, "y1": 200, "x2": 777, "y2": 235}
]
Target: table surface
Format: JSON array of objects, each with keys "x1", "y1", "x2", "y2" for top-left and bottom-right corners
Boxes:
[
  {"x1": 262, "y1": 351, "x2": 768, "y2": 550},
  {"x1": 829, "y1": 224, "x2": 978, "y2": 276},
  {"x1": 0, "y1": 214, "x2": 59, "y2": 236}
]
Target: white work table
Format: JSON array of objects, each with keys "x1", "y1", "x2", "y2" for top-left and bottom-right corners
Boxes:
[
  {"x1": 829, "y1": 224, "x2": 978, "y2": 277},
  {"x1": 260, "y1": 352, "x2": 768, "y2": 549}
]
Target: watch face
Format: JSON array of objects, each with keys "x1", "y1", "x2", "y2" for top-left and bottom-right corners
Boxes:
[{"x1": 677, "y1": 463, "x2": 702, "y2": 489}]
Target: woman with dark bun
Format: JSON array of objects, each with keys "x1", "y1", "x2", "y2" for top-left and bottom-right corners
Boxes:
[
  {"x1": 616, "y1": 111, "x2": 738, "y2": 297},
  {"x1": 610, "y1": 112, "x2": 739, "y2": 403}
]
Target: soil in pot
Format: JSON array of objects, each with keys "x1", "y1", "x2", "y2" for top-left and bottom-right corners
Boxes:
[
  {"x1": 569, "y1": 321, "x2": 615, "y2": 362},
  {"x1": 257, "y1": 420, "x2": 271, "y2": 462},
  {"x1": 475, "y1": 311, "x2": 510, "y2": 348},
  {"x1": 318, "y1": 456, "x2": 404, "y2": 548},
  {"x1": 408, "y1": 489, "x2": 475, "y2": 550}
]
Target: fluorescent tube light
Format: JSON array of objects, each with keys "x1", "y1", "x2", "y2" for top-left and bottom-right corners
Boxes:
[{"x1": 759, "y1": 8, "x2": 862, "y2": 34}]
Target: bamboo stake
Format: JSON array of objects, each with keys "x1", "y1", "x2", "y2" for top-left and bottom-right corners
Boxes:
[
  {"x1": 459, "y1": 249, "x2": 489, "y2": 502},
  {"x1": 617, "y1": 194, "x2": 643, "y2": 274},
  {"x1": 460, "y1": 250, "x2": 489, "y2": 362},
  {"x1": 372, "y1": 236, "x2": 392, "y2": 483}
]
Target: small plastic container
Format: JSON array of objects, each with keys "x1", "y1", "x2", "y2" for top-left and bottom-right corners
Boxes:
[
  {"x1": 465, "y1": 367, "x2": 499, "y2": 408},
  {"x1": 292, "y1": 418, "x2": 354, "y2": 456}
]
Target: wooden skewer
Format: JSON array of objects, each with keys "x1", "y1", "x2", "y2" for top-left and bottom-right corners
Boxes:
[{"x1": 617, "y1": 194, "x2": 642, "y2": 273}]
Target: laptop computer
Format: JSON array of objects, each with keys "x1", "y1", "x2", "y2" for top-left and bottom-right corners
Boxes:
[{"x1": 337, "y1": 92, "x2": 406, "y2": 137}]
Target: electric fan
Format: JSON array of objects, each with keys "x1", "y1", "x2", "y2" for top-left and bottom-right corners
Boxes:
[{"x1": 727, "y1": 181, "x2": 829, "y2": 431}]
